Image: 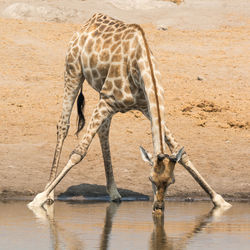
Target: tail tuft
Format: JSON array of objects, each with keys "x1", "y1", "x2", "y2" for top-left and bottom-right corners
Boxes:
[{"x1": 75, "y1": 88, "x2": 85, "y2": 136}]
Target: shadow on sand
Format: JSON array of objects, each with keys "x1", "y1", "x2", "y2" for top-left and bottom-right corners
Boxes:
[{"x1": 57, "y1": 183, "x2": 149, "y2": 201}]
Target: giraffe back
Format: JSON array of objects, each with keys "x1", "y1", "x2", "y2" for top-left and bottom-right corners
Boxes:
[{"x1": 66, "y1": 14, "x2": 164, "y2": 125}]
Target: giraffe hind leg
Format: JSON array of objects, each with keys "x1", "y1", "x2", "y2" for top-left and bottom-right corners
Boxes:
[
  {"x1": 29, "y1": 99, "x2": 114, "y2": 208},
  {"x1": 46, "y1": 70, "x2": 85, "y2": 203},
  {"x1": 98, "y1": 117, "x2": 121, "y2": 202}
]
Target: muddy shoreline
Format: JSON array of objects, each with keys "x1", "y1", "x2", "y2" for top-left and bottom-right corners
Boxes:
[{"x1": 1, "y1": 190, "x2": 249, "y2": 202}]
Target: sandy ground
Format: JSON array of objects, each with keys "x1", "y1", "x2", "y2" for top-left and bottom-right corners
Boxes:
[{"x1": 0, "y1": 0, "x2": 249, "y2": 201}]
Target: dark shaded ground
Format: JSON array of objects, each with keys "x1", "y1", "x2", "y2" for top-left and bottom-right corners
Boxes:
[{"x1": 58, "y1": 183, "x2": 149, "y2": 201}]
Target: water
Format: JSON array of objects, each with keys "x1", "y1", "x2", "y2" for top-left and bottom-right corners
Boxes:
[{"x1": 0, "y1": 201, "x2": 249, "y2": 250}]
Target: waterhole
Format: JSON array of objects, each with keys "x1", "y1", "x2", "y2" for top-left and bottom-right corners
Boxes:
[{"x1": 0, "y1": 201, "x2": 249, "y2": 249}]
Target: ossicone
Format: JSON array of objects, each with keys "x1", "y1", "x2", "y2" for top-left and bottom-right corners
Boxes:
[{"x1": 157, "y1": 147, "x2": 185, "y2": 163}]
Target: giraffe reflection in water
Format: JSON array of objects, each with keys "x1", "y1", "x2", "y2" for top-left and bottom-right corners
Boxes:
[
  {"x1": 150, "y1": 207, "x2": 224, "y2": 250},
  {"x1": 34, "y1": 204, "x2": 85, "y2": 250},
  {"x1": 32, "y1": 202, "x2": 227, "y2": 250}
]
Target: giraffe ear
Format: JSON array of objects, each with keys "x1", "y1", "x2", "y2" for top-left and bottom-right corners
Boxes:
[
  {"x1": 139, "y1": 146, "x2": 153, "y2": 166},
  {"x1": 159, "y1": 147, "x2": 185, "y2": 163}
]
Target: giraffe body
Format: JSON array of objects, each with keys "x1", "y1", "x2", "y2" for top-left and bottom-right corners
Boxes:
[
  {"x1": 65, "y1": 13, "x2": 165, "y2": 154},
  {"x1": 28, "y1": 13, "x2": 231, "y2": 213}
]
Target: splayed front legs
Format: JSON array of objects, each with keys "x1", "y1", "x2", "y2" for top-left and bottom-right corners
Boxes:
[{"x1": 142, "y1": 107, "x2": 231, "y2": 209}]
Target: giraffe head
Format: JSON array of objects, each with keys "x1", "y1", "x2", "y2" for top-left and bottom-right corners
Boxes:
[{"x1": 140, "y1": 147, "x2": 184, "y2": 215}]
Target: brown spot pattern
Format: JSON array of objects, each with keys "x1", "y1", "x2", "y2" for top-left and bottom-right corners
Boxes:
[
  {"x1": 122, "y1": 41, "x2": 130, "y2": 54},
  {"x1": 111, "y1": 42, "x2": 120, "y2": 53},
  {"x1": 92, "y1": 69, "x2": 99, "y2": 79},
  {"x1": 104, "y1": 80, "x2": 113, "y2": 91},
  {"x1": 114, "y1": 34, "x2": 121, "y2": 41},
  {"x1": 67, "y1": 53, "x2": 74, "y2": 63},
  {"x1": 72, "y1": 46, "x2": 79, "y2": 57},
  {"x1": 86, "y1": 39, "x2": 94, "y2": 53},
  {"x1": 103, "y1": 33, "x2": 113, "y2": 40},
  {"x1": 103, "y1": 38, "x2": 112, "y2": 49},
  {"x1": 99, "y1": 24, "x2": 106, "y2": 31},
  {"x1": 82, "y1": 55, "x2": 88, "y2": 68},
  {"x1": 112, "y1": 54, "x2": 122, "y2": 62},
  {"x1": 79, "y1": 35, "x2": 87, "y2": 47},
  {"x1": 99, "y1": 64, "x2": 109, "y2": 77},
  {"x1": 124, "y1": 97, "x2": 134, "y2": 105},
  {"x1": 125, "y1": 33, "x2": 134, "y2": 40},
  {"x1": 84, "y1": 70, "x2": 92, "y2": 81},
  {"x1": 89, "y1": 53, "x2": 98, "y2": 68},
  {"x1": 94, "y1": 38, "x2": 102, "y2": 52},
  {"x1": 113, "y1": 89, "x2": 123, "y2": 100},
  {"x1": 109, "y1": 65, "x2": 121, "y2": 78},
  {"x1": 100, "y1": 50, "x2": 110, "y2": 61},
  {"x1": 114, "y1": 79, "x2": 122, "y2": 89}
]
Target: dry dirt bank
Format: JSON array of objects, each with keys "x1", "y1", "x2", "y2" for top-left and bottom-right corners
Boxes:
[{"x1": 0, "y1": 0, "x2": 249, "y2": 201}]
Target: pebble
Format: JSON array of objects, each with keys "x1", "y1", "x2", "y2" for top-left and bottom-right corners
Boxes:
[{"x1": 157, "y1": 25, "x2": 168, "y2": 31}]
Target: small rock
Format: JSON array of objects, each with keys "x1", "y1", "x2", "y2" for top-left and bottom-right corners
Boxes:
[
  {"x1": 182, "y1": 106, "x2": 193, "y2": 112},
  {"x1": 26, "y1": 189, "x2": 35, "y2": 195},
  {"x1": 8, "y1": 165, "x2": 16, "y2": 168},
  {"x1": 157, "y1": 25, "x2": 168, "y2": 31},
  {"x1": 197, "y1": 76, "x2": 204, "y2": 81},
  {"x1": 197, "y1": 121, "x2": 206, "y2": 127}
]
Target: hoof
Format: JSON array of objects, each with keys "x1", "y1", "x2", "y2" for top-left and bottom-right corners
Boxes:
[
  {"x1": 27, "y1": 192, "x2": 48, "y2": 208},
  {"x1": 110, "y1": 191, "x2": 122, "y2": 203},
  {"x1": 213, "y1": 194, "x2": 232, "y2": 209},
  {"x1": 108, "y1": 186, "x2": 122, "y2": 202},
  {"x1": 111, "y1": 196, "x2": 121, "y2": 203}
]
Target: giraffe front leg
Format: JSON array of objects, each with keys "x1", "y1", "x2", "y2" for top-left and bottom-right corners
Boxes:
[
  {"x1": 28, "y1": 154, "x2": 81, "y2": 208},
  {"x1": 98, "y1": 117, "x2": 121, "y2": 202},
  {"x1": 28, "y1": 99, "x2": 113, "y2": 208},
  {"x1": 164, "y1": 124, "x2": 231, "y2": 209}
]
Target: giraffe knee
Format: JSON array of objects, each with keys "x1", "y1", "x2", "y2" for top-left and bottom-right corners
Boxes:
[
  {"x1": 69, "y1": 150, "x2": 84, "y2": 165},
  {"x1": 70, "y1": 153, "x2": 83, "y2": 165}
]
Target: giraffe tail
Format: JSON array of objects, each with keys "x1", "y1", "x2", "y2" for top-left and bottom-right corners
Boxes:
[{"x1": 75, "y1": 86, "x2": 85, "y2": 136}]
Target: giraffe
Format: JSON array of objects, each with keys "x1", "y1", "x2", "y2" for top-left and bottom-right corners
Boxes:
[{"x1": 28, "y1": 13, "x2": 231, "y2": 214}]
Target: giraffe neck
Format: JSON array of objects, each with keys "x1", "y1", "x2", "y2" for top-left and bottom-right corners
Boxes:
[{"x1": 133, "y1": 25, "x2": 165, "y2": 155}]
